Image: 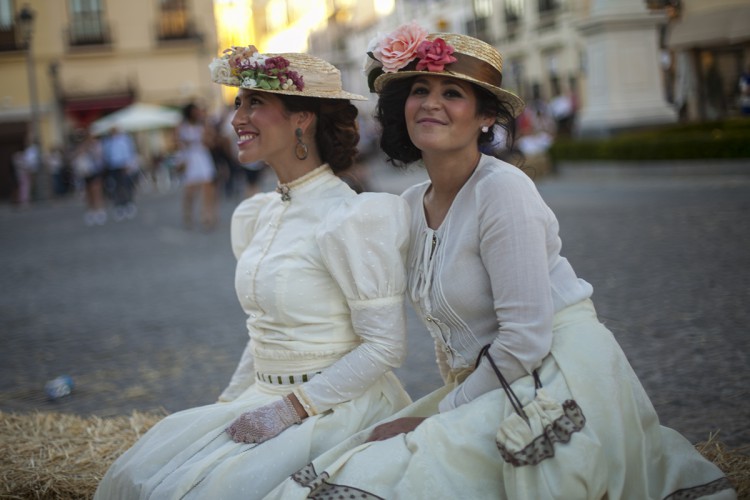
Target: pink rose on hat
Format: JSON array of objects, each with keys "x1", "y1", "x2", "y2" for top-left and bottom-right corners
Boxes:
[
  {"x1": 416, "y1": 38, "x2": 457, "y2": 72},
  {"x1": 373, "y1": 21, "x2": 428, "y2": 73}
]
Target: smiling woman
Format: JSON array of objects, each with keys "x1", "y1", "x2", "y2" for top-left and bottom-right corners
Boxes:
[{"x1": 93, "y1": 48, "x2": 414, "y2": 499}]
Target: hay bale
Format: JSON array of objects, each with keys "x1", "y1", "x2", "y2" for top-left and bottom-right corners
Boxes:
[
  {"x1": 0, "y1": 410, "x2": 165, "y2": 499},
  {"x1": 696, "y1": 433, "x2": 750, "y2": 499},
  {"x1": 0, "y1": 411, "x2": 747, "y2": 499}
]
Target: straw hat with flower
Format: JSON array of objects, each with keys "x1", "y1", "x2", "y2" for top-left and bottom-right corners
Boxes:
[
  {"x1": 210, "y1": 46, "x2": 366, "y2": 101},
  {"x1": 364, "y1": 22, "x2": 524, "y2": 120}
]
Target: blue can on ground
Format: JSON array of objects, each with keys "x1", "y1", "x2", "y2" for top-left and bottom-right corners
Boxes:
[{"x1": 45, "y1": 375, "x2": 74, "y2": 400}]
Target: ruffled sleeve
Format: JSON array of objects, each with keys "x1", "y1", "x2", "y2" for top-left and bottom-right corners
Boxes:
[{"x1": 292, "y1": 193, "x2": 411, "y2": 415}]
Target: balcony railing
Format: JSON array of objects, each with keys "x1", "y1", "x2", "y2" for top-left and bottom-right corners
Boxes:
[
  {"x1": 538, "y1": 0, "x2": 558, "y2": 13},
  {"x1": 157, "y1": 9, "x2": 198, "y2": 41},
  {"x1": 0, "y1": 25, "x2": 23, "y2": 51},
  {"x1": 537, "y1": 10, "x2": 559, "y2": 30},
  {"x1": 68, "y1": 14, "x2": 111, "y2": 46},
  {"x1": 504, "y1": 16, "x2": 520, "y2": 41}
]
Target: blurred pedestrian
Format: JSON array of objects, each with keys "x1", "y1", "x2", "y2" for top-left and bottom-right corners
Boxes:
[
  {"x1": 516, "y1": 103, "x2": 555, "y2": 157},
  {"x1": 548, "y1": 80, "x2": 574, "y2": 137},
  {"x1": 101, "y1": 126, "x2": 138, "y2": 220},
  {"x1": 177, "y1": 102, "x2": 217, "y2": 230},
  {"x1": 72, "y1": 129, "x2": 107, "y2": 226},
  {"x1": 739, "y1": 64, "x2": 750, "y2": 115},
  {"x1": 46, "y1": 144, "x2": 71, "y2": 197},
  {"x1": 13, "y1": 133, "x2": 41, "y2": 206}
]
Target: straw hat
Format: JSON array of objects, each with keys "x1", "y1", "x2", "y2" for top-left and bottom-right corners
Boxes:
[
  {"x1": 366, "y1": 28, "x2": 524, "y2": 119},
  {"x1": 210, "y1": 47, "x2": 366, "y2": 101}
]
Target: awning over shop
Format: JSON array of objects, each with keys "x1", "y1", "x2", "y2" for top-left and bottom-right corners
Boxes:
[
  {"x1": 667, "y1": 5, "x2": 750, "y2": 49},
  {"x1": 63, "y1": 93, "x2": 135, "y2": 127},
  {"x1": 89, "y1": 103, "x2": 181, "y2": 136}
]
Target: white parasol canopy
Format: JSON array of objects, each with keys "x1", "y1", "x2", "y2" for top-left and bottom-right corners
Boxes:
[{"x1": 90, "y1": 102, "x2": 182, "y2": 136}]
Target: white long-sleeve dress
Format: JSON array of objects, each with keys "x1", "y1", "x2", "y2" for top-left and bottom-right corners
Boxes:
[
  {"x1": 266, "y1": 156, "x2": 735, "y2": 500},
  {"x1": 94, "y1": 165, "x2": 412, "y2": 499},
  {"x1": 177, "y1": 122, "x2": 215, "y2": 186}
]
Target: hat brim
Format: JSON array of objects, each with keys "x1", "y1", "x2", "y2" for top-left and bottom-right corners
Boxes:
[
  {"x1": 374, "y1": 70, "x2": 524, "y2": 121},
  {"x1": 219, "y1": 81, "x2": 367, "y2": 101}
]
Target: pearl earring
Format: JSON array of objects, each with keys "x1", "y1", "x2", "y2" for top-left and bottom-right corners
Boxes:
[{"x1": 481, "y1": 125, "x2": 489, "y2": 133}]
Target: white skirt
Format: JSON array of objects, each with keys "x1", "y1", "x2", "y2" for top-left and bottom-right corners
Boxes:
[
  {"x1": 266, "y1": 300, "x2": 736, "y2": 500},
  {"x1": 94, "y1": 371, "x2": 411, "y2": 500}
]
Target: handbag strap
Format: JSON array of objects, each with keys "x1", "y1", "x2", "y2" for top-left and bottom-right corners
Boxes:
[{"x1": 476, "y1": 344, "x2": 530, "y2": 426}]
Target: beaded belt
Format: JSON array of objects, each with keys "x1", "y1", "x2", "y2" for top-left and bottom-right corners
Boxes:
[{"x1": 256, "y1": 371, "x2": 322, "y2": 385}]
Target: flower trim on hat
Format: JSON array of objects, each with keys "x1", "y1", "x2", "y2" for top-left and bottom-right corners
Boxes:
[
  {"x1": 364, "y1": 22, "x2": 457, "y2": 91},
  {"x1": 210, "y1": 45, "x2": 304, "y2": 91},
  {"x1": 416, "y1": 38, "x2": 457, "y2": 72}
]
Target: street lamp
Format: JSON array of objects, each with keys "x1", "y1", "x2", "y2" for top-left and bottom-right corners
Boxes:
[{"x1": 17, "y1": 4, "x2": 47, "y2": 200}]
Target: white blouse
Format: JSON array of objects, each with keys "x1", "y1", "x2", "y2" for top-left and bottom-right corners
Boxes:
[
  {"x1": 402, "y1": 154, "x2": 593, "y2": 412},
  {"x1": 219, "y1": 165, "x2": 410, "y2": 415}
]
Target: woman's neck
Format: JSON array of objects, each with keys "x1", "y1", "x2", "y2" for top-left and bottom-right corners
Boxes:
[
  {"x1": 423, "y1": 150, "x2": 481, "y2": 203},
  {"x1": 270, "y1": 154, "x2": 323, "y2": 185},
  {"x1": 421, "y1": 150, "x2": 482, "y2": 229}
]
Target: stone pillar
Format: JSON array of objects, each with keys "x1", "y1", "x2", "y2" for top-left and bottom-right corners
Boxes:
[{"x1": 576, "y1": 0, "x2": 676, "y2": 136}]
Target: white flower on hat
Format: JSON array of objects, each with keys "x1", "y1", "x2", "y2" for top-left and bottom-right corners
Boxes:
[
  {"x1": 209, "y1": 58, "x2": 233, "y2": 85},
  {"x1": 241, "y1": 77, "x2": 258, "y2": 88},
  {"x1": 246, "y1": 52, "x2": 267, "y2": 66}
]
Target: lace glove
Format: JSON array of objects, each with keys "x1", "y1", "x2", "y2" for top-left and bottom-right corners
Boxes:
[{"x1": 226, "y1": 396, "x2": 302, "y2": 444}]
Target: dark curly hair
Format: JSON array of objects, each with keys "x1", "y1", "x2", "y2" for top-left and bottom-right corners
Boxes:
[
  {"x1": 182, "y1": 102, "x2": 200, "y2": 123},
  {"x1": 375, "y1": 77, "x2": 517, "y2": 168},
  {"x1": 280, "y1": 95, "x2": 360, "y2": 174}
]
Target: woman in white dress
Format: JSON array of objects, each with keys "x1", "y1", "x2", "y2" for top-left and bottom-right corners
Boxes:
[
  {"x1": 177, "y1": 102, "x2": 217, "y2": 230},
  {"x1": 94, "y1": 48, "x2": 412, "y2": 499},
  {"x1": 267, "y1": 25, "x2": 736, "y2": 499}
]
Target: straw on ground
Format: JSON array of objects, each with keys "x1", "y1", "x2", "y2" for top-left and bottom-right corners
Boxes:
[{"x1": 1, "y1": 411, "x2": 747, "y2": 499}]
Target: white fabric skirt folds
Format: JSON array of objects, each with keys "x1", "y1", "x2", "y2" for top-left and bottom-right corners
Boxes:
[
  {"x1": 94, "y1": 371, "x2": 410, "y2": 499},
  {"x1": 266, "y1": 300, "x2": 736, "y2": 500}
]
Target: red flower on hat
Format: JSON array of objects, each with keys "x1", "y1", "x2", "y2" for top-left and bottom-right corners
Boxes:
[{"x1": 415, "y1": 38, "x2": 457, "y2": 72}]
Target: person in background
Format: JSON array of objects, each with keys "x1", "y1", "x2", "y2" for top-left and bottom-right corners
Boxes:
[
  {"x1": 738, "y1": 64, "x2": 750, "y2": 116},
  {"x1": 548, "y1": 78, "x2": 574, "y2": 138},
  {"x1": 47, "y1": 144, "x2": 70, "y2": 197},
  {"x1": 72, "y1": 129, "x2": 107, "y2": 226},
  {"x1": 94, "y1": 46, "x2": 412, "y2": 499},
  {"x1": 267, "y1": 24, "x2": 735, "y2": 500},
  {"x1": 177, "y1": 102, "x2": 218, "y2": 230},
  {"x1": 101, "y1": 126, "x2": 138, "y2": 220},
  {"x1": 12, "y1": 133, "x2": 41, "y2": 207}
]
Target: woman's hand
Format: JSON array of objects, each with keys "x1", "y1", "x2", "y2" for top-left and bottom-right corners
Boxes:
[
  {"x1": 366, "y1": 417, "x2": 426, "y2": 442},
  {"x1": 226, "y1": 395, "x2": 305, "y2": 444}
]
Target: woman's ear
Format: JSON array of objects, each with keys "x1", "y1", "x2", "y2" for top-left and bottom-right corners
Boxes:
[
  {"x1": 295, "y1": 111, "x2": 315, "y2": 134},
  {"x1": 482, "y1": 115, "x2": 496, "y2": 131}
]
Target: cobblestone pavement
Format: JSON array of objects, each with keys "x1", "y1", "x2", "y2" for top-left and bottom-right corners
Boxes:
[{"x1": 1, "y1": 159, "x2": 748, "y2": 449}]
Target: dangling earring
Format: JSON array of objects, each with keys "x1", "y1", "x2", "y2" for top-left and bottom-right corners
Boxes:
[
  {"x1": 481, "y1": 125, "x2": 490, "y2": 133},
  {"x1": 295, "y1": 128, "x2": 308, "y2": 160}
]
